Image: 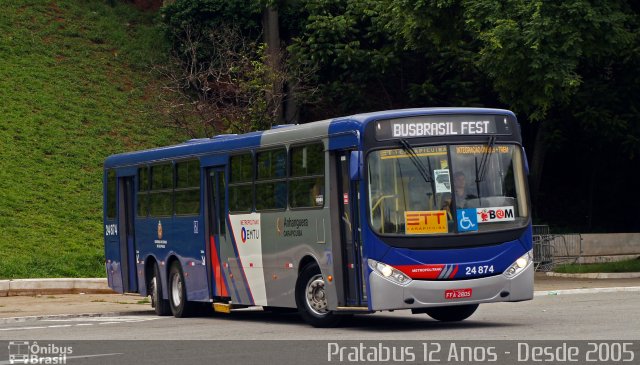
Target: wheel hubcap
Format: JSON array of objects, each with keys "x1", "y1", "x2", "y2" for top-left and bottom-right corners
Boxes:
[
  {"x1": 171, "y1": 273, "x2": 182, "y2": 307},
  {"x1": 305, "y1": 274, "x2": 328, "y2": 316}
]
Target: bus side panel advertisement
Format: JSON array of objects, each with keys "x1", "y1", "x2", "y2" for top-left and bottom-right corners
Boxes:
[{"x1": 228, "y1": 213, "x2": 268, "y2": 306}]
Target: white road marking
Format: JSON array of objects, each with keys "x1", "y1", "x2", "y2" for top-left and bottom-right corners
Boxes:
[
  {"x1": 0, "y1": 326, "x2": 46, "y2": 331},
  {"x1": 0, "y1": 316, "x2": 159, "y2": 332},
  {"x1": 43, "y1": 316, "x2": 156, "y2": 322}
]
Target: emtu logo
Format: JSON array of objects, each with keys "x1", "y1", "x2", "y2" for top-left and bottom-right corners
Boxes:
[{"x1": 240, "y1": 226, "x2": 259, "y2": 243}]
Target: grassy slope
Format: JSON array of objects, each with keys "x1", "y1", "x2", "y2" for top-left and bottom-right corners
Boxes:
[{"x1": 0, "y1": 1, "x2": 182, "y2": 278}]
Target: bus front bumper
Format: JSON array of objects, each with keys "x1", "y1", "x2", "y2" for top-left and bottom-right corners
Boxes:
[{"x1": 368, "y1": 263, "x2": 534, "y2": 311}]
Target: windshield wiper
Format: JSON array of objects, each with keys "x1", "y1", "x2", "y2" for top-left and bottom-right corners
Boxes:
[
  {"x1": 399, "y1": 138, "x2": 434, "y2": 188},
  {"x1": 474, "y1": 135, "x2": 497, "y2": 199}
]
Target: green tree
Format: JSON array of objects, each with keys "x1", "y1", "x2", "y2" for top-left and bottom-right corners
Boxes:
[{"x1": 462, "y1": 0, "x2": 637, "y2": 217}]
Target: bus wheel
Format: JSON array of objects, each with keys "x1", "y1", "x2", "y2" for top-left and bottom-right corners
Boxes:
[
  {"x1": 295, "y1": 263, "x2": 343, "y2": 328},
  {"x1": 168, "y1": 261, "x2": 194, "y2": 318},
  {"x1": 424, "y1": 304, "x2": 479, "y2": 322},
  {"x1": 150, "y1": 264, "x2": 171, "y2": 316}
]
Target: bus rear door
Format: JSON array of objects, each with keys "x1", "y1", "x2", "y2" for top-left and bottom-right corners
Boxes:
[{"x1": 205, "y1": 166, "x2": 230, "y2": 299}]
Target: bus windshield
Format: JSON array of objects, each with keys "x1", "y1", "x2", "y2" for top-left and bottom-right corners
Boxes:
[{"x1": 368, "y1": 143, "x2": 528, "y2": 236}]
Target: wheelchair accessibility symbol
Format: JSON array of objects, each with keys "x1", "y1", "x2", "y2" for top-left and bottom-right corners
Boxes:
[{"x1": 457, "y1": 209, "x2": 478, "y2": 232}]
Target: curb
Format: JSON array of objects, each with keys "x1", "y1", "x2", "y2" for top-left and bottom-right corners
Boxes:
[
  {"x1": 0, "y1": 278, "x2": 114, "y2": 297},
  {"x1": 545, "y1": 271, "x2": 640, "y2": 279},
  {"x1": 0, "y1": 311, "x2": 152, "y2": 325},
  {"x1": 534, "y1": 286, "x2": 640, "y2": 297}
]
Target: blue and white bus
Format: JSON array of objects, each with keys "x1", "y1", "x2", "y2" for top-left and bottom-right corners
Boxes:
[{"x1": 104, "y1": 108, "x2": 533, "y2": 327}]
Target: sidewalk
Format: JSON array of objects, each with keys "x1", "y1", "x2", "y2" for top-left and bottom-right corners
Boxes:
[
  {"x1": 1, "y1": 273, "x2": 639, "y2": 321},
  {"x1": 0, "y1": 293, "x2": 151, "y2": 321},
  {"x1": 532, "y1": 272, "x2": 640, "y2": 291}
]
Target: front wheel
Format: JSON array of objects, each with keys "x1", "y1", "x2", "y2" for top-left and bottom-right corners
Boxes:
[
  {"x1": 295, "y1": 263, "x2": 343, "y2": 328},
  {"x1": 424, "y1": 304, "x2": 479, "y2": 322},
  {"x1": 168, "y1": 261, "x2": 194, "y2": 318}
]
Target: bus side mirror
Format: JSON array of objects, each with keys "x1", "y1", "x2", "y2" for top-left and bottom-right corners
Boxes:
[{"x1": 349, "y1": 151, "x2": 362, "y2": 181}]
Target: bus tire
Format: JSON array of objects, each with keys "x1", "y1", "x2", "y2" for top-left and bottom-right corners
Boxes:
[
  {"x1": 151, "y1": 264, "x2": 171, "y2": 316},
  {"x1": 424, "y1": 304, "x2": 479, "y2": 322},
  {"x1": 295, "y1": 263, "x2": 343, "y2": 328},
  {"x1": 168, "y1": 261, "x2": 194, "y2": 318}
]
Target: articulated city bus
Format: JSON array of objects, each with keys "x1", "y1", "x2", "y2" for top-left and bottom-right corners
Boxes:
[{"x1": 103, "y1": 108, "x2": 533, "y2": 327}]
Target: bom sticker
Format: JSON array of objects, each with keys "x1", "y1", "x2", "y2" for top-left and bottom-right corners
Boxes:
[{"x1": 476, "y1": 206, "x2": 515, "y2": 223}]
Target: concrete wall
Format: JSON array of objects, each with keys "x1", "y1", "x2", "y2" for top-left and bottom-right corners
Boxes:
[
  {"x1": 580, "y1": 233, "x2": 640, "y2": 256},
  {"x1": 548, "y1": 233, "x2": 640, "y2": 264}
]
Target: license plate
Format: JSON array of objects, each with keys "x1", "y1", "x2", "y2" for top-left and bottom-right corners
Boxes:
[{"x1": 444, "y1": 288, "x2": 472, "y2": 300}]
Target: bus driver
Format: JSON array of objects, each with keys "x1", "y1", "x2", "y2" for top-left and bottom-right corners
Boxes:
[{"x1": 442, "y1": 171, "x2": 475, "y2": 218}]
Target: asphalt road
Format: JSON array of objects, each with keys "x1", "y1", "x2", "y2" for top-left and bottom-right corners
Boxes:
[
  {"x1": 1, "y1": 291, "x2": 639, "y2": 364},
  {"x1": 1, "y1": 291, "x2": 638, "y2": 341}
]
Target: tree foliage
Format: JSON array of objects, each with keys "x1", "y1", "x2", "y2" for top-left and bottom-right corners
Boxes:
[
  {"x1": 162, "y1": 0, "x2": 264, "y2": 52},
  {"x1": 156, "y1": 25, "x2": 289, "y2": 135},
  {"x1": 156, "y1": 0, "x2": 640, "y2": 231},
  {"x1": 464, "y1": 0, "x2": 635, "y2": 121}
]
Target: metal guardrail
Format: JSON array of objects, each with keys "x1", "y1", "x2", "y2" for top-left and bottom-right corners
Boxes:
[{"x1": 532, "y1": 225, "x2": 583, "y2": 271}]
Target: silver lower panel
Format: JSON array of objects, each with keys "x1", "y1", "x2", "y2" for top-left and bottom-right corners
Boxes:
[{"x1": 368, "y1": 263, "x2": 534, "y2": 311}]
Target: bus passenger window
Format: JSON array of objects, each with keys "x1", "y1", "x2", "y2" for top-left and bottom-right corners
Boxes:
[
  {"x1": 229, "y1": 153, "x2": 253, "y2": 212},
  {"x1": 175, "y1": 160, "x2": 200, "y2": 215},
  {"x1": 149, "y1": 163, "x2": 173, "y2": 217},
  {"x1": 289, "y1": 143, "x2": 324, "y2": 208},
  {"x1": 137, "y1": 167, "x2": 149, "y2": 217},
  {"x1": 256, "y1": 148, "x2": 286, "y2": 211}
]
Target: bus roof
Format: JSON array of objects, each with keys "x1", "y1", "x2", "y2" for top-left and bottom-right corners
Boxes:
[{"x1": 104, "y1": 107, "x2": 515, "y2": 168}]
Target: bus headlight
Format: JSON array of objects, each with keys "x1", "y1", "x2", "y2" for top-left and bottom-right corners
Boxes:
[
  {"x1": 504, "y1": 250, "x2": 533, "y2": 278},
  {"x1": 368, "y1": 259, "x2": 412, "y2": 286}
]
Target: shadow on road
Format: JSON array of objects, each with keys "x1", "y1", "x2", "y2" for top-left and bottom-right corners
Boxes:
[{"x1": 181, "y1": 309, "x2": 522, "y2": 332}]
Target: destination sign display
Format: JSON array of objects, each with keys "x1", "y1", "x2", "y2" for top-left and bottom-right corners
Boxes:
[{"x1": 375, "y1": 114, "x2": 512, "y2": 140}]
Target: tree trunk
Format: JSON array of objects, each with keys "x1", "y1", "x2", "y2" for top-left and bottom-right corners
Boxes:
[{"x1": 263, "y1": 6, "x2": 284, "y2": 124}]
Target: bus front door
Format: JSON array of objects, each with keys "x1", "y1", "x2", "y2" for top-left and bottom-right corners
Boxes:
[
  {"x1": 205, "y1": 167, "x2": 229, "y2": 299},
  {"x1": 338, "y1": 152, "x2": 366, "y2": 307},
  {"x1": 118, "y1": 176, "x2": 138, "y2": 293}
]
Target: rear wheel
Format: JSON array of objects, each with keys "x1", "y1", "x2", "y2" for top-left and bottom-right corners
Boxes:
[
  {"x1": 168, "y1": 261, "x2": 194, "y2": 318},
  {"x1": 150, "y1": 264, "x2": 171, "y2": 316},
  {"x1": 295, "y1": 263, "x2": 343, "y2": 328},
  {"x1": 424, "y1": 304, "x2": 479, "y2": 322}
]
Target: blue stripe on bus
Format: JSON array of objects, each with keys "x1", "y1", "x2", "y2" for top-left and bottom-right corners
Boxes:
[{"x1": 105, "y1": 132, "x2": 263, "y2": 168}]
